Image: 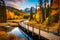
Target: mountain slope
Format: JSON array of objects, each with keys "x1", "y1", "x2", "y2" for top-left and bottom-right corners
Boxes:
[{"x1": 6, "y1": 6, "x2": 26, "y2": 19}]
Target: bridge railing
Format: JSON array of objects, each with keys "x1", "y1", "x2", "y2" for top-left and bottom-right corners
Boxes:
[{"x1": 20, "y1": 23, "x2": 60, "y2": 40}]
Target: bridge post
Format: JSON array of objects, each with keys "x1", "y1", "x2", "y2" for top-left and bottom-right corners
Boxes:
[
  {"x1": 58, "y1": 24, "x2": 60, "y2": 36},
  {"x1": 27, "y1": 24, "x2": 29, "y2": 32},
  {"x1": 24, "y1": 24, "x2": 26, "y2": 31},
  {"x1": 47, "y1": 27, "x2": 50, "y2": 32},
  {"x1": 32, "y1": 25, "x2": 34, "y2": 36},
  {"x1": 39, "y1": 26, "x2": 41, "y2": 39}
]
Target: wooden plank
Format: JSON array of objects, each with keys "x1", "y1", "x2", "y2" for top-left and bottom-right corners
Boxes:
[{"x1": 20, "y1": 24, "x2": 60, "y2": 40}]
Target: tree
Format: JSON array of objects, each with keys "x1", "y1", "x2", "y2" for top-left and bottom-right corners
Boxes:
[
  {"x1": 30, "y1": 7, "x2": 34, "y2": 20},
  {"x1": 47, "y1": 0, "x2": 60, "y2": 26},
  {"x1": 39, "y1": 0, "x2": 43, "y2": 23},
  {"x1": 50, "y1": 0, "x2": 60, "y2": 23},
  {"x1": 14, "y1": 12, "x2": 20, "y2": 16},
  {"x1": 23, "y1": 15, "x2": 30, "y2": 19},
  {"x1": 0, "y1": 0, "x2": 7, "y2": 23}
]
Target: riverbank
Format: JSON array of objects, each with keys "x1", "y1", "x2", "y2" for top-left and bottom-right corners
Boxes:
[
  {"x1": 0, "y1": 23, "x2": 18, "y2": 27},
  {"x1": 0, "y1": 31, "x2": 24, "y2": 40}
]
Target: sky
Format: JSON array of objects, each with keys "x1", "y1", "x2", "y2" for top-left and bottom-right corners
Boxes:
[{"x1": 5, "y1": 0, "x2": 39, "y2": 10}]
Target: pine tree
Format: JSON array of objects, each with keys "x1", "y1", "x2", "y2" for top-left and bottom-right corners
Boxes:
[
  {"x1": 0, "y1": 0, "x2": 7, "y2": 23},
  {"x1": 30, "y1": 7, "x2": 33, "y2": 21}
]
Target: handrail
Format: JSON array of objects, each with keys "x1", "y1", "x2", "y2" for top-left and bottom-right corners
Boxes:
[{"x1": 19, "y1": 23, "x2": 60, "y2": 40}]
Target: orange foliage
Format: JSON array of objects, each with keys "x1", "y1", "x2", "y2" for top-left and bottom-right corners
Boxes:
[
  {"x1": 51, "y1": 10, "x2": 59, "y2": 16},
  {"x1": 0, "y1": 31, "x2": 8, "y2": 40},
  {"x1": 0, "y1": 31, "x2": 24, "y2": 40},
  {"x1": 51, "y1": 0, "x2": 60, "y2": 8},
  {"x1": 6, "y1": 10, "x2": 11, "y2": 19},
  {"x1": 51, "y1": 0, "x2": 60, "y2": 15}
]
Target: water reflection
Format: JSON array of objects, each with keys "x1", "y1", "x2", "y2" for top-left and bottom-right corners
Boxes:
[{"x1": 8, "y1": 27, "x2": 32, "y2": 40}]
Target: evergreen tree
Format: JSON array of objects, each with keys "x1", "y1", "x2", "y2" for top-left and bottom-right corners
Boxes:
[
  {"x1": 30, "y1": 7, "x2": 33, "y2": 21},
  {"x1": 0, "y1": 0, "x2": 7, "y2": 23}
]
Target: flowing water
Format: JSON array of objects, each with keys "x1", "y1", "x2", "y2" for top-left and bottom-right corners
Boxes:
[{"x1": 8, "y1": 27, "x2": 32, "y2": 40}]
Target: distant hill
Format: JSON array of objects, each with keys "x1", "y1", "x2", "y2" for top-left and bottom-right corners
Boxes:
[
  {"x1": 6, "y1": 6, "x2": 22, "y2": 12},
  {"x1": 24, "y1": 7, "x2": 36, "y2": 13},
  {"x1": 6, "y1": 6, "x2": 28, "y2": 20},
  {"x1": 6, "y1": 6, "x2": 26, "y2": 16}
]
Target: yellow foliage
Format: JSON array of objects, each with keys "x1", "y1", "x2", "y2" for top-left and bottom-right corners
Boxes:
[
  {"x1": 35, "y1": 8, "x2": 41, "y2": 22},
  {"x1": 14, "y1": 15, "x2": 19, "y2": 19},
  {"x1": 43, "y1": 18, "x2": 49, "y2": 26},
  {"x1": 10, "y1": 12, "x2": 15, "y2": 19},
  {"x1": 35, "y1": 13, "x2": 40, "y2": 22}
]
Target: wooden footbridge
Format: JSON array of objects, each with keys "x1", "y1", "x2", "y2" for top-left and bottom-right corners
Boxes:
[{"x1": 0, "y1": 23, "x2": 60, "y2": 40}]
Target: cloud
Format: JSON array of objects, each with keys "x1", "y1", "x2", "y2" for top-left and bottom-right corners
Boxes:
[
  {"x1": 5, "y1": 0, "x2": 26, "y2": 9},
  {"x1": 6, "y1": 0, "x2": 26, "y2": 2},
  {"x1": 21, "y1": 0, "x2": 25, "y2": 2},
  {"x1": 6, "y1": 2, "x2": 20, "y2": 9}
]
